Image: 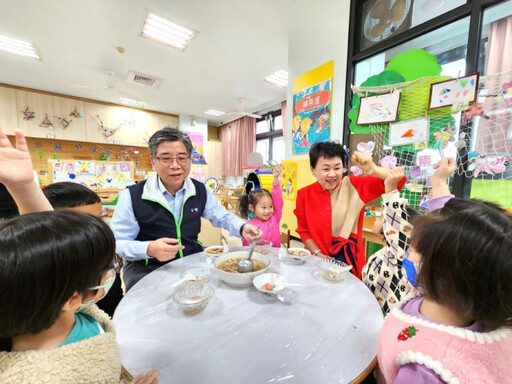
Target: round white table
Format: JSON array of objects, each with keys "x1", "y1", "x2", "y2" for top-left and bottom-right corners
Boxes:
[{"x1": 114, "y1": 248, "x2": 383, "y2": 384}]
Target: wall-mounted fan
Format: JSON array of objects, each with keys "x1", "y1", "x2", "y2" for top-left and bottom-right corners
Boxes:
[
  {"x1": 362, "y1": 0, "x2": 412, "y2": 48},
  {"x1": 223, "y1": 98, "x2": 262, "y2": 119},
  {"x1": 70, "y1": 69, "x2": 138, "y2": 100}
]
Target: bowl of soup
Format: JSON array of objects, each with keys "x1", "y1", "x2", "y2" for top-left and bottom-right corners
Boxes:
[{"x1": 214, "y1": 251, "x2": 270, "y2": 286}]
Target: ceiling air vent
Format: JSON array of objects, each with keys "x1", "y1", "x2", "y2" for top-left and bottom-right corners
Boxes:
[{"x1": 125, "y1": 70, "x2": 164, "y2": 88}]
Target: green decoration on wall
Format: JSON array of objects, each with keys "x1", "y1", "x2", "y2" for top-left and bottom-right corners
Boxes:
[
  {"x1": 348, "y1": 70, "x2": 405, "y2": 134},
  {"x1": 50, "y1": 153, "x2": 60, "y2": 160},
  {"x1": 384, "y1": 49, "x2": 442, "y2": 81},
  {"x1": 37, "y1": 149, "x2": 46, "y2": 158}
]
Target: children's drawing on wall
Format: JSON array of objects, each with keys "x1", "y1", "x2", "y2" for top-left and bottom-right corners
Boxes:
[
  {"x1": 388, "y1": 117, "x2": 429, "y2": 147},
  {"x1": 428, "y1": 73, "x2": 479, "y2": 109},
  {"x1": 281, "y1": 160, "x2": 297, "y2": 200},
  {"x1": 186, "y1": 131, "x2": 207, "y2": 165},
  {"x1": 292, "y1": 78, "x2": 332, "y2": 154},
  {"x1": 357, "y1": 90, "x2": 401, "y2": 125}
]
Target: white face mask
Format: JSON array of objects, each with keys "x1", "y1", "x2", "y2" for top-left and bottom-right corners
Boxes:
[{"x1": 78, "y1": 273, "x2": 116, "y2": 312}]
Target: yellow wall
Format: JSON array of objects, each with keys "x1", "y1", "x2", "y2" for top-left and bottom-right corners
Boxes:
[{"x1": 281, "y1": 157, "x2": 317, "y2": 237}]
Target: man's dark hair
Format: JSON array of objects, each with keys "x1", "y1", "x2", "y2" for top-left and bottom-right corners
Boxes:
[
  {"x1": 411, "y1": 198, "x2": 512, "y2": 330},
  {"x1": 309, "y1": 141, "x2": 347, "y2": 169},
  {"x1": 43, "y1": 182, "x2": 100, "y2": 209},
  {"x1": 148, "y1": 127, "x2": 193, "y2": 158}
]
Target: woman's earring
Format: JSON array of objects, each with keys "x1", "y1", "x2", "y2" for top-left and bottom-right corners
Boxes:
[{"x1": 248, "y1": 211, "x2": 255, "y2": 219}]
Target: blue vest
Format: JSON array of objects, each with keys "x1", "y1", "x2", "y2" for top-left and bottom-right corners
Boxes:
[{"x1": 129, "y1": 178, "x2": 207, "y2": 266}]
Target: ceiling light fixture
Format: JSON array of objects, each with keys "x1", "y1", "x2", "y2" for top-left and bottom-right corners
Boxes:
[
  {"x1": 264, "y1": 70, "x2": 288, "y2": 88},
  {"x1": 119, "y1": 97, "x2": 146, "y2": 108},
  {"x1": 0, "y1": 35, "x2": 40, "y2": 60},
  {"x1": 204, "y1": 109, "x2": 225, "y2": 117},
  {"x1": 140, "y1": 10, "x2": 197, "y2": 52}
]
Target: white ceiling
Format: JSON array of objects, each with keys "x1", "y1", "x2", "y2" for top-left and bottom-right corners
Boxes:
[{"x1": 0, "y1": 0, "x2": 291, "y2": 125}]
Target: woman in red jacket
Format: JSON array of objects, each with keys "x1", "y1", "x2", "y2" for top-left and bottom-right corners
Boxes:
[{"x1": 294, "y1": 142, "x2": 405, "y2": 278}]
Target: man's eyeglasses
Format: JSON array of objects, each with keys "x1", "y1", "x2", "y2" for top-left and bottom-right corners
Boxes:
[{"x1": 155, "y1": 156, "x2": 190, "y2": 166}]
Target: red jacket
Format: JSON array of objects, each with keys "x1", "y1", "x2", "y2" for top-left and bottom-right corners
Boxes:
[{"x1": 294, "y1": 175, "x2": 406, "y2": 278}]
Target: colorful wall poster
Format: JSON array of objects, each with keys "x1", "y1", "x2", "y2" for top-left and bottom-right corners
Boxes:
[
  {"x1": 428, "y1": 73, "x2": 479, "y2": 109},
  {"x1": 281, "y1": 160, "x2": 297, "y2": 200},
  {"x1": 357, "y1": 90, "x2": 401, "y2": 125},
  {"x1": 190, "y1": 164, "x2": 208, "y2": 183},
  {"x1": 292, "y1": 60, "x2": 333, "y2": 154},
  {"x1": 388, "y1": 117, "x2": 430, "y2": 147},
  {"x1": 186, "y1": 131, "x2": 207, "y2": 164}
]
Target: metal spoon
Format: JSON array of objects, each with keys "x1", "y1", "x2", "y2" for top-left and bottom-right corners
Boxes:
[{"x1": 237, "y1": 228, "x2": 261, "y2": 273}]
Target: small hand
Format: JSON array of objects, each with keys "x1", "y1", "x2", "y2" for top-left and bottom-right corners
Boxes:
[
  {"x1": 432, "y1": 157, "x2": 456, "y2": 182},
  {"x1": 0, "y1": 129, "x2": 35, "y2": 187},
  {"x1": 351, "y1": 151, "x2": 374, "y2": 173},
  {"x1": 130, "y1": 370, "x2": 160, "y2": 384},
  {"x1": 147, "y1": 238, "x2": 184, "y2": 262},
  {"x1": 242, "y1": 224, "x2": 262, "y2": 243},
  {"x1": 272, "y1": 164, "x2": 284, "y2": 182},
  {"x1": 315, "y1": 252, "x2": 334, "y2": 260},
  {"x1": 384, "y1": 167, "x2": 405, "y2": 192}
]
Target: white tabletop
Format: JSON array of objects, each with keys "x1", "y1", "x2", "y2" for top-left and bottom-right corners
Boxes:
[{"x1": 114, "y1": 248, "x2": 383, "y2": 384}]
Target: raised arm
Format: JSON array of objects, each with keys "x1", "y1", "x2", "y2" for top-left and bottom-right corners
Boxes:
[
  {"x1": 0, "y1": 129, "x2": 52, "y2": 214},
  {"x1": 271, "y1": 164, "x2": 284, "y2": 221}
]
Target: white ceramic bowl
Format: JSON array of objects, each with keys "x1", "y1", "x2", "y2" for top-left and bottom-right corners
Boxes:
[
  {"x1": 253, "y1": 273, "x2": 287, "y2": 295},
  {"x1": 214, "y1": 251, "x2": 270, "y2": 286},
  {"x1": 316, "y1": 259, "x2": 352, "y2": 281},
  {"x1": 173, "y1": 284, "x2": 214, "y2": 314},
  {"x1": 286, "y1": 247, "x2": 311, "y2": 263},
  {"x1": 204, "y1": 245, "x2": 229, "y2": 257}
]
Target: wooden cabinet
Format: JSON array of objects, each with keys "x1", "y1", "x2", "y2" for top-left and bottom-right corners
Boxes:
[
  {"x1": 16, "y1": 90, "x2": 54, "y2": 138},
  {"x1": 52, "y1": 97, "x2": 86, "y2": 141},
  {"x1": 0, "y1": 87, "x2": 18, "y2": 135}
]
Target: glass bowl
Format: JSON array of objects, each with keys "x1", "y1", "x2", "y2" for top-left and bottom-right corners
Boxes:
[
  {"x1": 254, "y1": 239, "x2": 272, "y2": 255},
  {"x1": 173, "y1": 284, "x2": 214, "y2": 314},
  {"x1": 316, "y1": 259, "x2": 352, "y2": 281},
  {"x1": 179, "y1": 267, "x2": 213, "y2": 286}
]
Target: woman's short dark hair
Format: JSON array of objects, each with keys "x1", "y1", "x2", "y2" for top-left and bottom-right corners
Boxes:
[
  {"x1": 43, "y1": 182, "x2": 101, "y2": 209},
  {"x1": 309, "y1": 141, "x2": 347, "y2": 169},
  {"x1": 148, "y1": 127, "x2": 193, "y2": 158},
  {"x1": 0, "y1": 211, "x2": 115, "y2": 339},
  {"x1": 410, "y1": 198, "x2": 512, "y2": 330}
]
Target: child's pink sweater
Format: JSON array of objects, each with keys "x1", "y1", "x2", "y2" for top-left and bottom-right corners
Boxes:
[{"x1": 242, "y1": 183, "x2": 283, "y2": 248}]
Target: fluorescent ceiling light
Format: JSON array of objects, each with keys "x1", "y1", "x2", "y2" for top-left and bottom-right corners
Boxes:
[
  {"x1": 264, "y1": 70, "x2": 288, "y2": 88},
  {"x1": 0, "y1": 35, "x2": 40, "y2": 60},
  {"x1": 204, "y1": 109, "x2": 225, "y2": 117},
  {"x1": 119, "y1": 97, "x2": 146, "y2": 108},
  {"x1": 140, "y1": 10, "x2": 197, "y2": 52}
]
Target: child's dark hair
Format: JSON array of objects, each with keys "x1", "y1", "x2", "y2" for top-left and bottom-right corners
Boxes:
[
  {"x1": 239, "y1": 189, "x2": 272, "y2": 219},
  {"x1": 309, "y1": 141, "x2": 347, "y2": 169},
  {"x1": 43, "y1": 182, "x2": 101, "y2": 209},
  {"x1": 410, "y1": 198, "x2": 512, "y2": 330},
  {"x1": 0, "y1": 211, "x2": 115, "y2": 341}
]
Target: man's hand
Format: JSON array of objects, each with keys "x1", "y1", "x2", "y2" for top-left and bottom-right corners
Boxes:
[
  {"x1": 351, "y1": 151, "x2": 374, "y2": 173},
  {"x1": 384, "y1": 167, "x2": 405, "y2": 193},
  {"x1": 242, "y1": 223, "x2": 262, "y2": 243},
  {"x1": 0, "y1": 128, "x2": 35, "y2": 187},
  {"x1": 147, "y1": 238, "x2": 184, "y2": 262}
]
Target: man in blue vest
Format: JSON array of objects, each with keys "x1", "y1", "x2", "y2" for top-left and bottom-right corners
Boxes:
[{"x1": 111, "y1": 127, "x2": 261, "y2": 291}]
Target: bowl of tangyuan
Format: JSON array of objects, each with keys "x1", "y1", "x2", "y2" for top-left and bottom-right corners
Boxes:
[{"x1": 286, "y1": 247, "x2": 311, "y2": 263}]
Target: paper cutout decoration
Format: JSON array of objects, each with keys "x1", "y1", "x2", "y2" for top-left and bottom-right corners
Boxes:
[
  {"x1": 498, "y1": 80, "x2": 512, "y2": 106},
  {"x1": 433, "y1": 124, "x2": 456, "y2": 152},
  {"x1": 76, "y1": 144, "x2": 82, "y2": 149},
  {"x1": 69, "y1": 106, "x2": 84, "y2": 118},
  {"x1": 461, "y1": 103, "x2": 489, "y2": 126},
  {"x1": 55, "y1": 116, "x2": 72, "y2": 129},
  {"x1": 468, "y1": 152, "x2": 506, "y2": 178},
  {"x1": 385, "y1": 49, "x2": 442, "y2": 82},
  {"x1": 40, "y1": 114, "x2": 54, "y2": 129},
  {"x1": 357, "y1": 141, "x2": 375, "y2": 154},
  {"x1": 21, "y1": 106, "x2": 35, "y2": 121},
  {"x1": 205, "y1": 177, "x2": 220, "y2": 194},
  {"x1": 388, "y1": 117, "x2": 429, "y2": 147},
  {"x1": 380, "y1": 155, "x2": 397, "y2": 169},
  {"x1": 428, "y1": 73, "x2": 479, "y2": 110},
  {"x1": 54, "y1": 144, "x2": 61, "y2": 150},
  {"x1": 95, "y1": 115, "x2": 122, "y2": 138},
  {"x1": 357, "y1": 90, "x2": 401, "y2": 125},
  {"x1": 119, "y1": 163, "x2": 130, "y2": 172},
  {"x1": 35, "y1": 142, "x2": 41, "y2": 148}
]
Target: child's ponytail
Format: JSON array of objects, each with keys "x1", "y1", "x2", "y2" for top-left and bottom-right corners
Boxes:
[{"x1": 239, "y1": 193, "x2": 251, "y2": 219}]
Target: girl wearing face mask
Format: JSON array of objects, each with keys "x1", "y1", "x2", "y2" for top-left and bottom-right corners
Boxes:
[
  {"x1": 377, "y1": 159, "x2": 512, "y2": 384},
  {"x1": 0, "y1": 129, "x2": 159, "y2": 384}
]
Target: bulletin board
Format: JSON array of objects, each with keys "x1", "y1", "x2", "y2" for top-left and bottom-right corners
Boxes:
[{"x1": 48, "y1": 159, "x2": 135, "y2": 189}]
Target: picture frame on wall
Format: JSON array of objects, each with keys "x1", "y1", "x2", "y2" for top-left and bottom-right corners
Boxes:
[
  {"x1": 388, "y1": 117, "x2": 430, "y2": 147},
  {"x1": 356, "y1": 90, "x2": 401, "y2": 125},
  {"x1": 428, "y1": 73, "x2": 480, "y2": 110}
]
